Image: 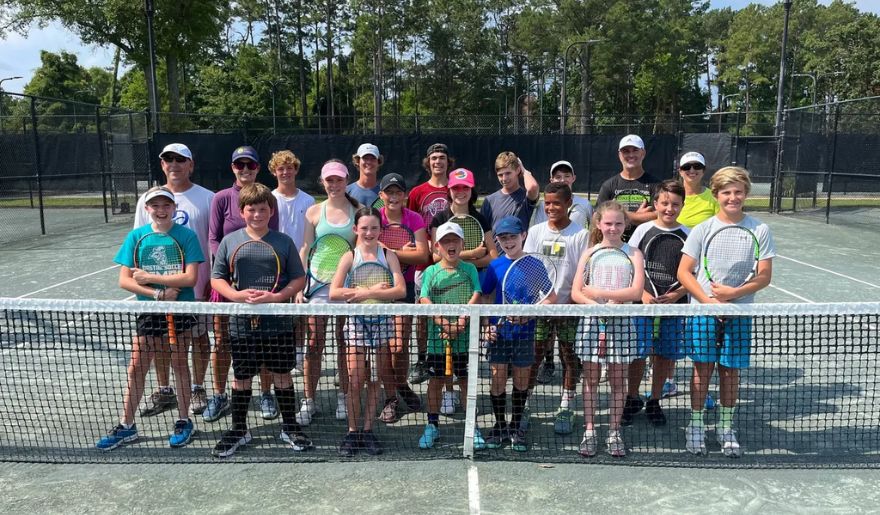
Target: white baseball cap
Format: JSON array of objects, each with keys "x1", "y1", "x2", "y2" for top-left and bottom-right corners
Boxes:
[
  {"x1": 356, "y1": 143, "x2": 380, "y2": 158},
  {"x1": 618, "y1": 134, "x2": 645, "y2": 150},
  {"x1": 550, "y1": 160, "x2": 575, "y2": 175},
  {"x1": 679, "y1": 151, "x2": 706, "y2": 167},
  {"x1": 144, "y1": 187, "x2": 175, "y2": 204},
  {"x1": 159, "y1": 143, "x2": 193, "y2": 160},
  {"x1": 435, "y1": 221, "x2": 464, "y2": 241}
]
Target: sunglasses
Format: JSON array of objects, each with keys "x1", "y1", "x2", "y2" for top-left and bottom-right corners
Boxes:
[
  {"x1": 680, "y1": 163, "x2": 705, "y2": 171},
  {"x1": 161, "y1": 155, "x2": 188, "y2": 163},
  {"x1": 233, "y1": 161, "x2": 259, "y2": 170}
]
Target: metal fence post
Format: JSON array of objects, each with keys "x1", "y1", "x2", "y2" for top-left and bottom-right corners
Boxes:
[
  {"x1": 96, "y1": 107, "x2": 109, "y2": 223},
  {"x1": 28, "y1": 97, "x2": 47, "y2": 235},
  {"x1": 824, "y1": 102, "x2": 841, "y2": 224}
]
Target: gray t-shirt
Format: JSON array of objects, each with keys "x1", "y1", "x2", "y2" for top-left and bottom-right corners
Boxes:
[
  {"x1": 523, "y1": 221, "x2": 589, "y2": 304},
  {"x1": 346, "y1": 181, "x2": 380, "y2": 207},
  {"x1": 681, "y1": 214, "x2": 776, "y2": 304}
]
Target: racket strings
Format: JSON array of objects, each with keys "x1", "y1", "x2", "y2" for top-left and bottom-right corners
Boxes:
[
  {"x1": 310, "y1": 236, "x2": 352, "y2": 282},
  {"x1": 588, "y1": 251, "x2": 634, "y2": 291},
  {"x1": 502, "y1": 256, "x2": 557, "y2": 305},
  {"x1": 233, "y1": 244, "x2": 279, "y2": 291},
  {"x1": 379, "y1": 227, "x2": 414, "y2": 249},
  {"x1": 705, "y1": 230, "x2": 757, "y2": 286},
  {"x1": 645, "y1": 237, "x2": 684, "y2": 291}
]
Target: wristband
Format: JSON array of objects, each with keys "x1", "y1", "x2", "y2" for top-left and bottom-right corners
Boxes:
[{"x1": 153, "y1": 289, "x2": 161, "y2": 301}]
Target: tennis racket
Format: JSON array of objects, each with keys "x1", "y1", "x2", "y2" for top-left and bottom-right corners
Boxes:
[
  {"x1": 702, "y1": 225, "x2": 760, "y2": 349},
  {"x1": 371, "y1": 197, "x2": 385, "y2": 209},
  {"x1": 498, "y1": 253, "x2": 557, "y2": 327},
  {"x1": 347, "y1": 261, "x2": 394, "y2": 382},
  {"x1": 449, "y1": 214, "x2": 484, "y2": 252},
  {"x1": 643, "y1": 232, "x2": 685, "y2": 339},
  {"x1": 379, "y1": 223, "x2": 416, "y2": 274},
  {"x1": 133, "y1": 232, "x2": 184, "y2": 345},
  {"x1": 420, "y1": 190, "x2": 448, "y2": 227},
  {"x1": 585, "y1": 247, "x2": 635, "y2": 356},
  {"x1": 230, "y1": 239, "x2": 281, "y2": 329},
  {"x1": 428, "y1": 267, "x2": 474, "y2": 376},
  {"x1": 305, "y1": 234, "x2": 354, "y2": 298}
]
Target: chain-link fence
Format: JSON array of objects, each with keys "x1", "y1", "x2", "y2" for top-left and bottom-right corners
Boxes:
[
  {"x1": 775, "y1": 96, "x2": 880, "y2": 226},
  {"x1": 0, "y1": 93, "x2": 150, "y2": 244}
]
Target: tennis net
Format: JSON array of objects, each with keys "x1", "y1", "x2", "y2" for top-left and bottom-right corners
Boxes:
[{"x1": 1, "y1": 298, "x2": 878, "y2": 468}]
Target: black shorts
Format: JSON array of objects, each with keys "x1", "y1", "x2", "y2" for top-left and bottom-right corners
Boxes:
[
  {"x1": 426, "y1": 352, "x2": 468, "y2": 379},
  {"x1": 230, "y1": 331, "x2": 297, "y2": 380},
  {"x1": 136, "y1": 314, "x2": 196, "y2": 339}
]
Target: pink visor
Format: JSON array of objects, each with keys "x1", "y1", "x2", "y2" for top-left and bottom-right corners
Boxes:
[{"x1": 321, "y1": 161, "x2": 349, "y2": 180}]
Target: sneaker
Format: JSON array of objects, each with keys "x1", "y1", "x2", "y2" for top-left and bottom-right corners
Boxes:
[
  {"x1": 705, "y1": 394, "x2": 717, "y2": 410},
  {"x1": 440, "y1": 391, "x2": 455, "y2": 416},
  {"x1": 212, "y1": 429, "x2": 252, "y2": 458},
  {"x1": 280, "y1": 425, "x2": 313, "y2": 452},
  {"x1": 338, "y1": 431, "x2": 358, "y2": 457},
  {"x1": 190, "y1": 386, "x2": 208, "y2": 415},
  {"x1": 717, "y1": 428, "x2": 742, "y2": 458},
  {"x1": 606, "y1": 430, "x2": 626, "y2": 457},
  {"x1": 418, "y1": 424, "x2": 439, "y2": 449},
  {"x1": 202, "y1": 393, "x2": 230, "y2": 423},
  {"x1": 409, "y1": 361, "x2": 430, "y2": 385},
  {"x1": 486, "y1": 423, "x2": 507, "y2": 449},
  {"x1": 398, "y1": 386, "x2": 422, "y2": 412},
  {"x1": 379, "y1": 397, "x2": 400, "y2": 424},
  {"x1": 335, "y1": 393, "x2": 348, "y2": 420},
  {"x1": 621, "y1": 395, "x2": 644, "y2": 426},
  {"x1": 536, "y1": 362, "x2": 555, "y2": 384},
  {"x1": 510, "y1": 429, "x2": 528, "y2": 452},
  {"x1": 96, "y1": 424, "x2": 138, "y2": 451},
  {"x1": 645, "y1": 399, "x2": 667, "y2": 426},
  {"x1": 473, "y1": 427, "x2": 486, "y2": 451},
  {"x1": 554, "y1": 409, "x2": 574, "y2": 435},
  {"x1": 685, "y1": 423, "x2": 706, "y2": 455},
  {"x1": 140, "y1": 388, "x2": 177, "y2": 417},
  {"x1": 260, "y1": 392, "x2": 279, "y2": 420},
  {"x1": 169, "y1": 418, "x2": 195, "y2": 448},
  {"x1": 296, "y1": 398, "x2": 318, "y2": 426},
  {"x1": 661, "y1": 379, "x2": 679, "y2": 398},
  {"x1": 578, "y1": 429, "x2": 597, "y2": 458},
  {"x1": 361, "y1": 430, "x2": 383, "y2": 455}
]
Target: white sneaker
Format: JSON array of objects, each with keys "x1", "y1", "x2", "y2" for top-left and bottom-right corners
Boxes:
[
  {"x1": 606, "y1": 430, "x2": 626, "y2": 457},
  {"x1": 685, "y1": 423, "x2": 706, "y2": 455},
  {"x1": 578, "y1": 429, "x2": 597, "y2": 458},
  {"x1": 717, "y1": 428, "x2": 741, "y2": 458},
  {"x1": 295, "y1": 398, "x2": 317, "y2": 426},
  {"x1": 440, "y1": 391, "x2": 455, "y2": 416},
  {"x1": 560, "y1": 389, "x2": 576, "y2": 410},
  {"x1": 335, "y1": 393, "x2": 348, "y2": 420}
]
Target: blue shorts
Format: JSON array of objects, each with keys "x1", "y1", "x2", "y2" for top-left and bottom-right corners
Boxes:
[
  {"x1": 487, "y1": 336, "x2": 535, "y2": 368},
  {"x1": 633, "y1": 316, "x2": 687, "y2": 360},
  {"x1": 687, "y1": 316, "x2": 752, "y2": 369}
]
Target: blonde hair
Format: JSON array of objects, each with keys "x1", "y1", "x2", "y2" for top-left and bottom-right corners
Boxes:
[
  {"x1": 268, "y1": 150, "x2": 301, "y2": 173},
  {"x1": 588, "y1": 201, "x2": 627, "y2": 246},
  {"x1": 710, "y1": 166, "x2": 752, "y2": 196},
  {"x1": 494, "y1": 151, "x2": 520, "y2": 172}
]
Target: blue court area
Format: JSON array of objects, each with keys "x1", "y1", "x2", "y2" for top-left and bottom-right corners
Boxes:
[{"x1": 1, "y1": 209, "x2": 879, "y2": 512}]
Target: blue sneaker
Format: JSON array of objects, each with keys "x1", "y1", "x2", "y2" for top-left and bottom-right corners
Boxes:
[
  {"x1": 169, "y1": 418, "x2": 194, "y2": 448},
  {"x1": 473, "y1": 427, "x2": 486, "y2": 451},
  {"x1": 202, "y1": 393, "x2": 230, "y2": 423},
  {"x1": 705, "y1": 394, "x2": 716, "y2": 410},
  {"x1": 96, "y1": 424, "x2": 138, "y2": 451},
  {"x1": 418, "y1": 424, "x2": 439, "y2": 449}
]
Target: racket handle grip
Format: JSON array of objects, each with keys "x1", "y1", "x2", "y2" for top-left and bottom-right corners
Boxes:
[
  {"x1": 445, "y1": 342, "x2": 453, "y2": 377},
  {"x1": 166, "y1": 314, "x2": 178, "y2": 345}
]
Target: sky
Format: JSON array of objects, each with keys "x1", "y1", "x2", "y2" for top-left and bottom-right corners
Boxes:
[{"x1": 0, "y1": 0, "x2": 878, "y2": 92}]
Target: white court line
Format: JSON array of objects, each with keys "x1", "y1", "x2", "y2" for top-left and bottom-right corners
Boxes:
[
  {"x1": 17, "y1": 265, "x2": 121, "y2": 299},
  {"x1": 468, "y1": 465, "x2": 481, "y2": 515},
  {"x1": 776, "y1": 255, "x2": 880, "y2": 290},
  {"x1": 768, "y1": 284, "x2": 815, "y2": 303}
]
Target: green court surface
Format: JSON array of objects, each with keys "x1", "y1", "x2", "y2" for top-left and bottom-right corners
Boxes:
[{"x1": 2, "y1": 210, "x2": 880, "y2": 513}]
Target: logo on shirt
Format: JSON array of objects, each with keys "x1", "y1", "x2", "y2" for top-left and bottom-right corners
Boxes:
[
  {"x1": 541, "y1": 239, "x2": 566, "y2": 259},
  {"x1": 173, "y1": 209, "x2": 190, "y2": 226}
]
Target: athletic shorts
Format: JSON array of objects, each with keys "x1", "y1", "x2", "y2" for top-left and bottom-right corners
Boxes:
[
  {"x1": 487, "y1": 336, "x2": 534, "y2": 368},
  {"x1": 343, "y1": 316, "x2": 394, "y2": 348},
  {"x1": 633, "y1": 316, "x2": 687, "y2": 360},
  {"x1": 230, "y1": 332, "x2": 297, "y2": 380},
  {"x1": 535, "y1": 317, "x2": 578, "y2": 343},
  {"x1": 305, "y1": 286, "x2": 342, "y2": 305},
  {"x1": 575, "y1": 317, "x2": 639, "y2": 365},
  {"x1": 136, "y1": 314, "x2": 197, "y2": 340},
  {"x1": 687, "y1": 316, "x2": 752, "y2": 369},
  {"x1": 426, "y1": 352, "x2": 468, "y2": 379}
]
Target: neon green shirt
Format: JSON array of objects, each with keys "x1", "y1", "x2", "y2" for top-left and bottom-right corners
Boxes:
[{"x1": 678, "y1": 188, "x2": 719, "y2": 229}]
